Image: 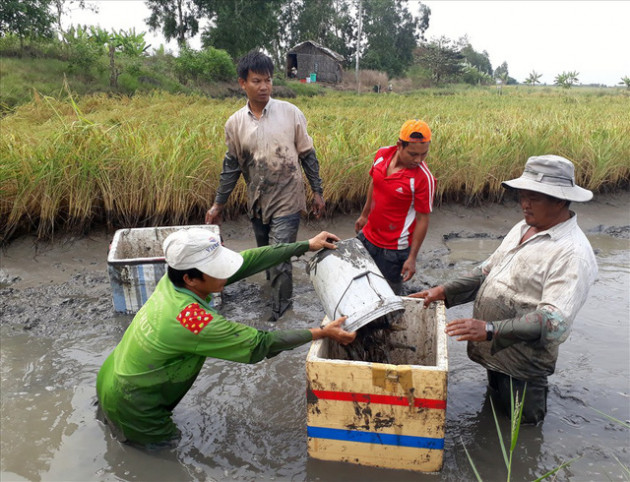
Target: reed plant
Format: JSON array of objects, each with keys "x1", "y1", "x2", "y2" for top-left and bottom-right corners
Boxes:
[
  {"x1": 1, "y1": 86, "x2": 629, "y2": 241},
  {"x1": 463, "y1": 381, "x2": 577, "y2": 481},
  {"x1": 589, "y1": 407, "x2": 630, "y2": 478}
]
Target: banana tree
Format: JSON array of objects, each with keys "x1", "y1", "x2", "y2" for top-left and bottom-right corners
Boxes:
[
  {"x1": 524, "y1": 70, "x2": 542, "y2": 86},
  {"x1": 554, "y1": 71, "x2": 579, "y2": 89}
]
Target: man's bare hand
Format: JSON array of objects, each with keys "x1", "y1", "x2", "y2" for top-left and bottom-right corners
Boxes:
[
  {"x1": 314, "y1": 317, "x2": 356, "y2": 345},
  {"x1": 205, "y1": 204, "x2": 224, "y2": 225},
  {"x1": 312, "y1": 193, "x2": 326, "y2": 219},
  {"x1": 401, "y1": 257, "x2": 417, "y2": 282},
  {"x1": 354, "y1": 215, "x2": 368, "y2": 234},
  {"x1": 445, "y1": 318, "x2": 487, "y2": 342},
  {"x1": 308, "y1": 231, "x2": 340, "y2": 251},
  {"x1": 408, "y1": 285, "x2": 445, "y2": 307}
]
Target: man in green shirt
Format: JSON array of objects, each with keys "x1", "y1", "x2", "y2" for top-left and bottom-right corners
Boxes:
[{"x1": 97, "y1": 228, "x2": 355, "y2": 446}]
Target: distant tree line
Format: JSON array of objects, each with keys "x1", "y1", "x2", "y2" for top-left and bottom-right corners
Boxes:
[
  {"x1": 4, "y1": 0, "x2": 610, "y2": 88},
  {"x1": 1, "y1": 0, "x2": 486, "y2": 83},
  {"x1": 0, "y1": 0, "x2": 431, "y2": 78},
  {"x1": 143, "y1": 0, "x2": 432, "y2": 78}
]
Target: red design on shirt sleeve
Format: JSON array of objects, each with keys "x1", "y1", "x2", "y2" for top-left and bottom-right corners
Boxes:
[{"x1": 176, "y1": 303, "x2": 213, "y2": 335}]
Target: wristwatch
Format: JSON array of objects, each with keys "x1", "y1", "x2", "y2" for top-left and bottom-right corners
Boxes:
[{"x1": 485, "y1": 322, "x2": 495, "y2": 341}]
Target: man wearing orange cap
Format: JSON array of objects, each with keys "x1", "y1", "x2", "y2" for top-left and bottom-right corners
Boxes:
[{"x1": 355, "y1": 119, "x2": 436, "y2": 294}]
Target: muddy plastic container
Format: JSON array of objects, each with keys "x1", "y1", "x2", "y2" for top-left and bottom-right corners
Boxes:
[
  {"x1": 306, "y1": 238, "x2": 404, "y2": 332},
  {"x1": 306, "y1": 297, "x2": 448, "y2": 472},
  {"x1": 107, "y1": 225, "x2": 220, "y2": 314}
]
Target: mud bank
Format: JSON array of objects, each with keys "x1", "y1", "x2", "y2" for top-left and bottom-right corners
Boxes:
[{"x1": 1, "y1": 194, "x2": 627, "y2": 337}]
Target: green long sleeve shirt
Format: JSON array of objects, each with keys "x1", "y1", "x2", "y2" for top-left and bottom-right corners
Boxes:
[{"x1": 96, "y1": 241, "x2": 312, "y2": 444}]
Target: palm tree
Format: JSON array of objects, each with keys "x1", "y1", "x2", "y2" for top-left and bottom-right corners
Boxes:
[{"x1": 619, "y1": 76, "x2": 630, "y2": 90}]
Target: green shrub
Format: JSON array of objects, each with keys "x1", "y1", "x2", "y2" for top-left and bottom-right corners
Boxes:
[
  {"x1": 117, "y1": 73, "x2": 140, "y2": 93},
  {"x1": 117, "y1": 55, "x2": 143, "y2": 77},
  {"x1": 67, "y1": 38, "x2": 105, "y2": 77},
  {"x1": 174, "y1": 47, "x2": 236, "y2": 84},
  {"x1": 142, "y1": 50, "x2": 176, "y2": 76},
  {"x1": 406, "y1": 64, "x2": 433, "y2": 88},
  {"x1": 199, "y1": 47, "x2": 235, "y2": 82},
  {"x1": 285, "y1": 81, "x2": 324, "y2": 97},
  {"x1": 0, "y1": 34, "x2": 66, "y2": 59},
  {"x1": 0, "y1": 34, "x2": 21, "y2": 56}
]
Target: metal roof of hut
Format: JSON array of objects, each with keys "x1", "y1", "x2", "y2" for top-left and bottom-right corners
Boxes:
[{"x1": 289, "y1": 41, "x2": 345, "y2": 62}]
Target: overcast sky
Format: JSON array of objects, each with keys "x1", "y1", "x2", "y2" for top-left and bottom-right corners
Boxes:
[{"x1": 66, "y1": 0, "x2": 629, "y2": 86}]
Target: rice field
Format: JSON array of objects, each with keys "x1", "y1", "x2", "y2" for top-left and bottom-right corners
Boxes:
[{"x1": 1, "y1": 87, "x2": 629, "y2": 241}]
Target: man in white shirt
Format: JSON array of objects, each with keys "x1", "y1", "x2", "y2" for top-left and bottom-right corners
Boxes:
[
  {"x1": 413, "y1": 155, "x2": 598, "y2": 424},
  {"x1": 205, "y1": 51, "x2": 325, "y2": 321}
]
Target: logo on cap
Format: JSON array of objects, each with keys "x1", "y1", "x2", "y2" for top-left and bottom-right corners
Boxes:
[{"x1": 204, "y1": 237, "x2": 220, "y2": 254}]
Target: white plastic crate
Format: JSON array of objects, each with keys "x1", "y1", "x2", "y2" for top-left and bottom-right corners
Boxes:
[{"x1": 107, "y1": 225, "x2": 221, "y2": 314}]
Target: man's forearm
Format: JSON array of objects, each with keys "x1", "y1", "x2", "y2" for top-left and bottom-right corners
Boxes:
[
  {"x1": 214, "y1": 153, "x2": 241, "y2": 204},
  {"x1": 248, "y1": 329, "x2": 312, "y2": 362},
  {"x1": 227, "y1": 241, "x2": 311, "y2": 284},
  {"x1": 491, "y1": 307, "x2": 568, "y2": 353},
  {"x1": 299, "y1": 149, "x2": 323, "y2": 194},
  {"x1": 266, "y1": 329, "x2": 313, "y2": 356},
  {"x1": 360, "y1": 183, "x2": 374, "y2": 217},
  {"x1": 408, "y1": 213, "x2": 429, "y2": 262},
  {"x1": 442, "y1": 266, "x2": 485, "y2": 307}
]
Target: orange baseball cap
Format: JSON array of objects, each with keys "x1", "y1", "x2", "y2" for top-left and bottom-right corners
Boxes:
[{"x1": 399, "y1": 119, "x2": 431, "y2": 143}]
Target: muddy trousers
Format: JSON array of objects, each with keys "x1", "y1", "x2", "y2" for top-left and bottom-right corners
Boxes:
[
  {"x1": 357, "y1": 232, "x2": 409, "y2": 295},
  {"x1": 251, "y1": 212, "x2": 301, "y2": 320},
  {"x1": 487, "y1": 370, "x2": 548, "y2": 425}
]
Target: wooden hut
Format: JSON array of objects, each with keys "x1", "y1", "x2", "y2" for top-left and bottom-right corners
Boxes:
[{"x1": 286, "y1": 41, "x2": 344, "y2": 83}]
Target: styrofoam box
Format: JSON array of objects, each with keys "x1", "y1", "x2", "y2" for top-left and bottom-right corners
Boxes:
[
  {"x1": 306, "y1": 297, "x2": 448, "y2": 472},
  {"x1": 107, "y1": 225, "x2": 221, "y2": 314}
]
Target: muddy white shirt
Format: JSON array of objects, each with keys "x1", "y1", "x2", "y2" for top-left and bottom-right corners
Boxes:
[
  {"x1": 217, "y1": 98, "x2": 316, "y2": 223},
  {"x1": 444, "y1": 213, "x2": 598, "y2": 382}
]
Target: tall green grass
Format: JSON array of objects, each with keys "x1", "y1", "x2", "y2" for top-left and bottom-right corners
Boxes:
[{"x1": 1, "y1": 87, "x2": 629, "y2": 241}]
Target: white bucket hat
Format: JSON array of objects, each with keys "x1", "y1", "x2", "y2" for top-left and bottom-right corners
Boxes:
[
  {"x1": 163, "y1": 228, "x2": 244, "y2": 279},
  {"x1": 502, "y1": 155, "x2": 593, "y2": 202}
]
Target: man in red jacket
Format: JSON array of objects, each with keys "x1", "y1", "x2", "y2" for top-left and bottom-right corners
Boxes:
[{"x1": 355, "y1": 119, "x2": 436, "y2": 294}]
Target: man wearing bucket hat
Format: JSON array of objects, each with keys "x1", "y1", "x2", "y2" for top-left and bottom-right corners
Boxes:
[
  {"x1": 355, "y1": 119, "x2": 436, "y2": 294},
  {"x1": 412, "y1": 155, "x2": 597, "y2": 424},
  {"x1": 96, "y1": 228, "x2": 355, "y2": 446}
]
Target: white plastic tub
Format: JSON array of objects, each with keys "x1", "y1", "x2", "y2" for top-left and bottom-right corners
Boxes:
[{"x1": 107, "y1": 225, "x2": 220, "y2": 313}]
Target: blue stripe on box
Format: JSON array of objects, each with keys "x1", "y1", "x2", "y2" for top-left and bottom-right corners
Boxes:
[
  {"x1": 138, "y1": 264, "x2": 147, "y2": 304},
  {"x1": 132, "y1": 265, "x2": 141, "y2": 311},
  {"x1": 108, "y1": 265, "x2": 127, "y2": 312},
  {"x1": 307, "y1": 426, "x2": 444, "y2": 450}
]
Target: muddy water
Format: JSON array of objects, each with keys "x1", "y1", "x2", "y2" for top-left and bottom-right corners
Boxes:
[{"x1": 1, "y1": 195, "x2": 629, "y2": 482}]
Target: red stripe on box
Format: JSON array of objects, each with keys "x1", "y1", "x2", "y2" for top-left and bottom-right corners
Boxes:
[{"x1": 312, "y1": 390, "x2": 446, "y2": 410}]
